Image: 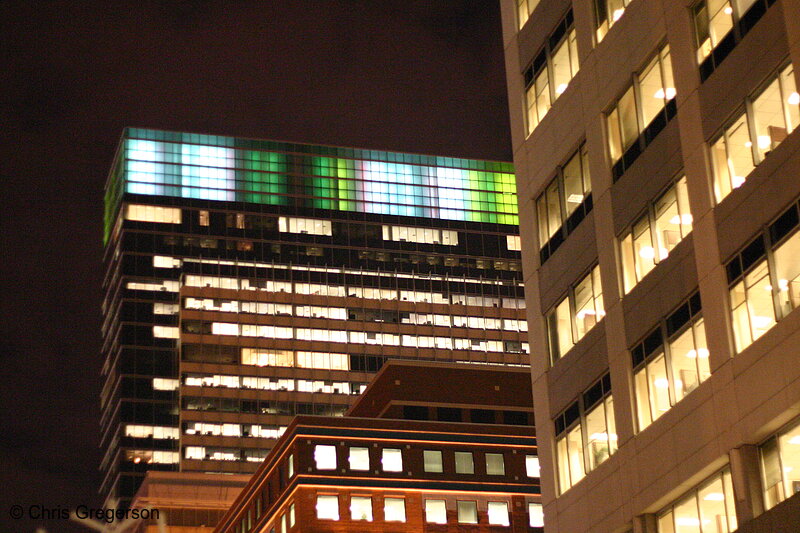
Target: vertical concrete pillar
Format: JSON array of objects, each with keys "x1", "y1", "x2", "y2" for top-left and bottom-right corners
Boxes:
[{"x1": 730, "y1": 445, "x2": 765, "y2": 524}]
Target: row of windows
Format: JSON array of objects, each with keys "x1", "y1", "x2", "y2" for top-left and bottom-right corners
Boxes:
[
  {"x1": 183, "y1": 344, "x2": 392, "y2": 372},
  {"x1": 184, "y1": 422, "x2": 287, "y2": 439},
  {"x1": 183, "y1": 397, "x2": 349, "y2": 418},
  {"x1": 312, "y1": 444, "x2": 540, "y2": 478},
  {"x1": 314, "y1": 494, "x2": 544, "y2": 528},
  {"x1": 124, "y1": 449, "x2": 179, "y2": 464},
  {"x1": 184, "y1": 297, "x2": 529, "y2": 331},
  {"x1": 194, "y1": 321, "x2": 530, "y2": 354},
  {"x1": 546, "y1": 265, "x2": 605, "y2": 362},
  {"x1": 124, "y1": 425, "x2": 179, "y2": 440},
  {"x1": 554, "y1": 374, "x2": 616, "y2": 494},
  {"x1": 184, "y1": 275, "x2": 526, "y2": 309},
  {"x1": 726, "y1": 197, "x2": 800, "y2": 353},
  {"x1": 524, "y1": 9, "x2": 578, "y2": 135},
  {"x1": 185, "y1": 446, "x2": 268, "y2": 463},
  {"x1": 183, "y1": 373, "x2": 367, "y2": 395},
  {"x1": 711, "y1": 63, "x2": 798, "y2": 203},
  {"x1": 657, "y1": 469, "x2": 737, "y2": 533}
]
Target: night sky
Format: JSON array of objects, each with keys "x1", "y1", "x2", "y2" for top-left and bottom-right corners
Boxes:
[{"x1": 1, "y1": 2, "x2": 511, "y2": 531}]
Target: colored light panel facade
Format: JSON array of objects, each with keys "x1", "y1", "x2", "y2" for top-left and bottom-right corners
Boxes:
[{"x1": 105, "y1": 128, "x2": 517, "y2": 242}]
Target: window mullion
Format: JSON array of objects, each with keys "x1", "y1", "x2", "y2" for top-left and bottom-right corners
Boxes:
[
  {"x1": 648, "y1": 204, "x2": 660, "y2": 263},
  {"x1": 661, "y1": 323, "x2": 677, "y2": 407},
  {"x1": 569, "y1": 287, "x2": 578, "y2": 345},
  {"x1": 764, "y1": 237, "x2": 783, "y2": 320},
  {"x1": 633, "y1": 74, "x2": 645, "y2": 138},
  {"x1": 744, "y1": 99, "x2": 760, "y2": 165}
]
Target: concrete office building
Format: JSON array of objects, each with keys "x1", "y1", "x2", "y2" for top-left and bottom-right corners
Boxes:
[
  {"x1": 501, "y1": 0, "x2": 800, "y2": 531},
  {"x1": 213, "y1": 361, "x2": 542, "y2": 533},
  {"x1": 100, "y1": 128, "x2": 528, "y2": 506}
]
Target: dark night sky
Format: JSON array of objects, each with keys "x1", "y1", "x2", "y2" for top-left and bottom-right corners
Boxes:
[{"x1": 1, "y1": 2, "x2": 511, "y2": 531}]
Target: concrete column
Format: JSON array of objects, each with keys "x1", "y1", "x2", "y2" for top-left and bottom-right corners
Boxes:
[
  {"x1": 632, "y1": 513, "x2": 658, "y2": 533},
  {"x1": 730, "y1": 445, "x2": 765, "y2": 524}
]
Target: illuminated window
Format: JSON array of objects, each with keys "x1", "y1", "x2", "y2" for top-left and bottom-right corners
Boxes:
[
  {"x1": 536, "y1": 144, "x2": 592, "y2": 262},
  {"x1": 696, "y1": 0, "x2": 779, "y2": 80},
  {"x1": 349, "y1": 447, "x2": 369, "y2": 471},
  {"x1": 546, "y1": 265, "x2": 605, "y2": 362},
  {"x1": 486, "y1": 453, "x2": 505, "y2": 475},
  {"x1": 289, "y1": 503, "x2": 295, "y2": 527},
  {"x1": 524, "y1": 10, "x2": 579, "y2": 135},
  {"x1": 488, "y1": 501, "x2": 510, "y2": 526},
  {"x1": 529, "y1": 502, "x2": 545, "y2": 527},
  {"x1": 506, "y1": 234, "x2": 522, "y2": 251},
  {"x1": 607, "y1": 45, "x2": 676, "y2": 180},
  {"x1": 316, "y1": 495, "x2": 339, "y2": 521},
  {"x1": 455, "y1": 452, "x2": 474, "y2": 474},
  {"x1": 632, "y1": 293, "x2": 709, "y2": 431},
  {"x1": 555, "y1": 374, "x2": 616, "y2": 494},
  {"x1": 124, "y1": 204, "x2": 181, "y2": 224},
  {"x1": 382, "y1": 449, "x2": 403, "y2": 472},
  {"x1": 594, "y1": 0, "x2": 634, "y2": 42},
  {"x1": 350, "y1": 496, "x2": 372, "y2": 521},
  {"x1": 152, "y1": 378, "x2": 179, "y2": 391},
  {"x1": 278, "y1": 216, "x2": 332, "y2": 236},
  {"x1": 425, "y1": 499, "x2": 447, "y2": 524},
  {"x1": 526, "y1": 455, "x2": 541, "y2": 477},
  {"x1": 457, "y1": 501, "x2": 478, "y2": 524},
  {"x1": 657, "y1": 469, "x2": 737, "y2": 532},
  {"x1": 384, "y1": 498, "x2": 406, "y2": 522},
  {"x1": 712, "y1": 64, "x2": 798, "y2": 202},
  {"x1": 314, "y1": 445, "x2": 337, "y2": 470},
  {"x1": 727, "y1": 201, "x2": 800, "y2": 352},
  {"x1": 288, "y1": 454, "x2": 294, "y2": 478},
  {"x1": 198, "y1": 209, "x2": 209, "y2": 226},
  {"x1": 760, "y1": 418, "x2": 800, "y2": 509},
  {"x1": 516, "y1": 0, "x2": 540, "y2": 29},
  {"x1": 381, "y1": 225, "x2": 458, "y2": 245},
  {"x1": 153, "y1": 255, "x2": 181, "y2": 268},
  {"x1": 153, "y1": 326, "x2": 179, "y2": 339},
  {"x1": 620, "y1": 177, "x2": 692, "y2": 293},
  {"x1": 424, "y1": 450, "x2": 444, "y2": 473}
]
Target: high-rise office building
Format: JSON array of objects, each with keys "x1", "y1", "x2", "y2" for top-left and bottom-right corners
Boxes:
[
  {"x1": 100, "y1": 128, "x2": 527, "y2": 506},
  {"x1": 501, "y1": 0, "x2": 800, "y2": 531}
]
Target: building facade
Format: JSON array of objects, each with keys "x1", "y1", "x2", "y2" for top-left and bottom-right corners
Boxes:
[
  {"x1": 501, "y1": 0, "x2": 800, "y2": 531},
  {"x1": 100, "y1": 128, "x2": 527, "y2": 506},
  {"x1": 213, "y1": 361, "x2": 543, "y2": 533}
]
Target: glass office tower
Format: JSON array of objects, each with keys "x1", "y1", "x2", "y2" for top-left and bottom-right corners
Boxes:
[{"x1": 100, "y1": 128, "x2": 527, "y2": 506}]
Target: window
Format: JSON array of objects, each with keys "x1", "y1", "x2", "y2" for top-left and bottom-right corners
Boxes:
[
  {"x1": 457, "y1": 501, "x2": 478, "y2": 524},
  {"x1": 314, "y1": 445, "x2": 337, "y2": 470},
  {"x1": 693, "y1": 0, "x2": 734, "y2": 64},
  {"x1": 657, "y1": 469, "x2": 737, "y2": 533},
  {"x1": 153, "y1": 326, "x2": 179, "y2": 339},
  {"x1": 278, "y1": 216, "x2": 332, "y2": 236},
  {"x1": 198, "y1": 209, "x2": 209, "y2": 226},
  {"x1": 516, "y1": 0, "x2": 540, "y2": 29},
  {"x1": 289, "y1": 503, "x2": 295, "y2": 527},
  {"x1": 486, "y1": 453, "x2": 505, "y2": 475},
  {"x1": 607, "y1": 45, "x2": 676, "y2": 180},
  {"x1": 382, "y1": 449, "x2": 403, "y2": 472},
  {"x1": 424, "y1": 450, "x2": 443, "y2": 473},
  {"x1": 529, "y1": 502, "x2": 545, "y2": 527},
  {"x1": 316, "y1": 495, "x2": 339, "y2": 521},
  {"x1": 425, "y1": 499, "x2": 447, "y2": 524},
  {"x1": 594, "y1": 0, "x2": 633, "y2": 42},
  {"x1": 554, "y1": 374, "x2": 616, "y2": 494},
  {"x1": 384, "y1": 498, "x2": 406, "y2": 522},
  {"x1": 125, "y1": 204, "x2": 181, "y2": 224},
  {"x1": 760, "y1": 418, "x2": 800, "y2": 509},
  {"x1": 711, "y1": 64, "x2": 799, "y2": 202},
  {"x1": 288, "y1": 454, "x2": 294, "y2": 478},
  {"x1": 696, "y1": 0, "x2": 779, "y2": 80},
  {"x1": 546, "y1": 265, "x2": 605, "y2": 362},
  {"x1": 455, "y1": 452, "x2": 474, "y2": 474},
  {"x1": 488, "y1": 501, "x2": 510, "y2": 526},
  {"x1": 350, "y1": 496, "x2": 372, "y2": 521},
  {"x1": 632, "y1": 293, "x2": 709, "y2": 430},
  {"x1": 382, "y1": 225, "x2": 458, "y2": 245},
  {"x1": 620, "y1": 177, "x2": 693, "y2": 293},
  {"x1": 506, "y1": 234, "x2": 522, "y2": 251},
  {"x1": 349, "y1": 447, "x2": 369, "y2": 471},
  {"x1": 524, "y1": 10, "x2": 579, "y2": 135},
  {"x1": 526, "y1": 455, "x2": 541, "y2": 477},
  {"x1": 536, "y1": 144, "x2": 592, "y2": 262},
  {"x1": 727, "y1": 200, "x2": 800, "y2": 352}
]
